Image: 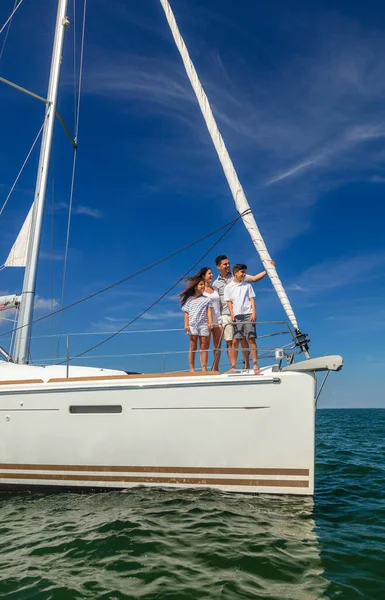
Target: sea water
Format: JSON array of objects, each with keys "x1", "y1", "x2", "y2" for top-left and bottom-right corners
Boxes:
[{"x1": 0, "y1": 409, "x2": 383, "y2": 599}]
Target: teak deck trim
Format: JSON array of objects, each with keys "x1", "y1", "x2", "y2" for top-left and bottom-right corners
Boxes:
[
  {"x1": 0, "y1": 372, "x2": 221, "y2": 386},
  {"x1": 48, "y1": 371, "x2": 221, "y2": 383},
  {"x1": 0, "y1": 379, "x2": 44, "y2": 385}
]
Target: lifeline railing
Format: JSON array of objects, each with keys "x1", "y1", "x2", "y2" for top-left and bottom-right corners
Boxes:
[
  {"x1": 211, "y1": 320, "x2": 299, "y2": 371},
  {"x1": 0, "y1": 320, "x2": 304, "y2": 375}
]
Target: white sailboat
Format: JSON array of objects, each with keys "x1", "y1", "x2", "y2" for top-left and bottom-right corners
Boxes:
[{"x1": 0, "y1": 0, "x2": 342, "y2": 495}]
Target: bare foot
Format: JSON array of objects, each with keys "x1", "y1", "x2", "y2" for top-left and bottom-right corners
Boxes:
[
  {"x1": 225, "y1": 367, "x2": 237, "y2": 374},
  {"x1": 253, "y1": 366, "x2": 262, "y2": 375}
]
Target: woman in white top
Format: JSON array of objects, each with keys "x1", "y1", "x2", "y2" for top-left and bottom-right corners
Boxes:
[{"x1": 193, "y1": 267, "x2": 222, "y2": 372}]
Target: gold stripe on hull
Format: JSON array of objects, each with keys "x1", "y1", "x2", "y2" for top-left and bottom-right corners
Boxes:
[
  {"x1": 0, "y1": 472, "x2": 309, "y2": 488},
  {"x1": 0, "y1": 464, "x2": 309, "y2": 476}
]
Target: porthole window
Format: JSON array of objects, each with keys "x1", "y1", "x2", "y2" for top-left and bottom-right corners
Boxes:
[{"x1": 69, "y1": 405, "x2": 122, "y2": 414}]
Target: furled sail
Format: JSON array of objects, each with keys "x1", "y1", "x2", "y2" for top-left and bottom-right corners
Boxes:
[
  {"x1": 0, "y1": 294, "x2": 20, "y2": 311},
  {"x1": 4, "y1": 203, "x2": 33, "y2": 268},
  {"x1": 159, "y1": 0, "x2": 299, "y2": 331}
]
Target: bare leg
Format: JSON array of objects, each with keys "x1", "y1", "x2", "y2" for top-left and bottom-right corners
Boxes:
[
  {"x1": 226, "y1": 340, "x2": 234, "y2": 367},
  {"x1": 230, "y1": 339, "x2": 240, "y2": 370},
  {"x1": 212, "y1": 326, "x2": 222, "y2": 371},
  {"x1": 248, "y1": 338, "x2": 261, "y2": 374},
  {"x1": 199, "y1": 335, "x2": 210, "y2": 372},
  {"x1": 226, "y1": 339, "x2": 237, "y2": 371},
  {"x1": 223, "y1": 318, "x2": 234, "y2": 368},
  {"x1": 189, "y1": 336, "x2": 198, "y2": 372},
  {"x1": 240, "y1": 338, "x2": 250, "y2": 369}
]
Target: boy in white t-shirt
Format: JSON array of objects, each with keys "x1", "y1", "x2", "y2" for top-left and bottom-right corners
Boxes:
[{"x1": 224, "y1": 263, "x2": 261, "y2": 374}]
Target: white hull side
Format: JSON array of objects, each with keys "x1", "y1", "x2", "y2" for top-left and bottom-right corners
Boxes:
[{"x1": 0, "y1": 372, "x2": 315, "y2": 495}]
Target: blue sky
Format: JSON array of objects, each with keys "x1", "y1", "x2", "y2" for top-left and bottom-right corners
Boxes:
[{"x1": 0, "y1": 0, "x2": 384, "y2": 407}]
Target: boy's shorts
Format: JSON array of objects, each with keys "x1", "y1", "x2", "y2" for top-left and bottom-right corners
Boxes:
[
  {"x1": 233, "y1": 314, "x2": 256, "y2": 340},
  {"x1": 219, "y1": 315, "x2": 233, "y2": 341}
]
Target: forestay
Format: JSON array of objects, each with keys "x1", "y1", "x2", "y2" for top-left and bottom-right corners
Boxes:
[{"x1": 159, "y1": 0, "x2": 299, "y2": 331}]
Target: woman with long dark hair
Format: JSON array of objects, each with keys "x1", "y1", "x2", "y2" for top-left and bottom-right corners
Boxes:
[
  {"x1": 179, "y1": 274, "x2": 213, "y2": 372},
  {"x1": 191, "y1": 267, "x2": 222, "y2": 371}
]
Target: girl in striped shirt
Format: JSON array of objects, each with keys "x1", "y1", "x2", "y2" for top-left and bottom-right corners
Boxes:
[{"x1": 180, "y1": 276, "x2": 214, "y2": 372}]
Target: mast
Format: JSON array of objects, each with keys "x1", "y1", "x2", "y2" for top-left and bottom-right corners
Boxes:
[
  {"x1": 159, "y1": 0, "x2": 309, "y2": 345},
  {"x1": 13, "y1": 0, "x2": 69, "y2": 364}
]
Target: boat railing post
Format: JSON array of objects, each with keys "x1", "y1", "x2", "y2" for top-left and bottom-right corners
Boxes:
[
  {"x1": 211, "y1": 326, "x2": 225, "y2": 371},
  {"x1": 66, "y1": 334, "x2": 69, "y2": 378}
]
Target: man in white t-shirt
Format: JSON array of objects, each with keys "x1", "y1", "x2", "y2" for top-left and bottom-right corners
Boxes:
[{"x1": 224, "y1": 263, "x2": 261, "y2": 374}]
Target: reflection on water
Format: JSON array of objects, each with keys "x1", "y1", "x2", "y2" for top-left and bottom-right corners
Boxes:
[{"x1": 0, "y1": 489, "x2": 328, "y2": 600}]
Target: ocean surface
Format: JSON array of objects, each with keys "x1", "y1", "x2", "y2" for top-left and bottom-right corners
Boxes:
[{"x1": 0, "y1": 409, "x2": 383, "y2": 599}]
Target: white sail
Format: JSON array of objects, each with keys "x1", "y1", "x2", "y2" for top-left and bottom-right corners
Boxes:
[
  {"x1": 159, "y1": 0, "x2": 299, "y2": 331},
  {"x1": 4, "y1": 203, "x2": 33, "y2": 268}
]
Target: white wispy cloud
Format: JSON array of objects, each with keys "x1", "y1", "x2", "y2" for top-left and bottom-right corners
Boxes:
[
  {"x1": 55, "y1": 202, "x2": 102, "y2": 219},
  {"x1": 258, "y1": 283, "x2": 308, "y2": 294},
  {"x1": 141, "y1": 310, "x2": 181, "y2": 321},
  {"x1": 265, "y1": 124, "x2": 385, "y2": 186},
  {"x1": 320, "y1": 294, "x2": 385, "y2": 334},
  {"x1": 34, "y1": 296, "x2": 59, "y2": 311},
  {"x1": 73, "y1": 205, "x2": 103, "y2": 219},
  {"x1": 266, "y1": 157, "x2": 323, "y2": 186},
  {"x1": 81, "y1": 8, "x2": 385, "y2": 252},
  {"x1": 40, "y1": 251, "x2": 64, "y2": 261},
  {"x1": 90, "y1": 311, "x2": 182, "y2": 332},
  {"x1": 293, "y1": 251, "x2": 385, "y2": 294}
]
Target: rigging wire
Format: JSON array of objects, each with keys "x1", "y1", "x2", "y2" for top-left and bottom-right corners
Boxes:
[
  {"x1": 50, "y1": 160, "x2": 56, "y2": 363},
  {"x1": 0, "y1": 0, "x2": 18, "y2": 65},
  {"x1": 0, "y1": 0, "x2": 24, "y2": 36},
  {"x1": 60, "y1": 216, "x2": 238, "y2": 364},
  {"x1": 56, "y1": 0, "x2": 87, "y2": 357},
  {"x1": 0, "y1": 118, "x2": 46, "y2": 218},
  {"x1": 75, "y1": 0, "x2": 86, "y2": 136},
  {"x1": 0, "y1": 214, "x2": 244, "y2": 342},
  {"x1": 72, "y1": 0, "x2": 77, "y2": 135},
  {"x1": 8, "y1": 309, "x2": 18, "y2": 356}
]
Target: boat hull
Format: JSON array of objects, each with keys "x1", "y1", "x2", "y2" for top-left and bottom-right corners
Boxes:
[{"x1": 0, "y1": 371, "x2": 315, "y2": 495}]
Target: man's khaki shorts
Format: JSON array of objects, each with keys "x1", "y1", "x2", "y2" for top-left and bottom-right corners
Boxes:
[{"x1": 219, "y1": 315, "x2": 233, "y2": 342}]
